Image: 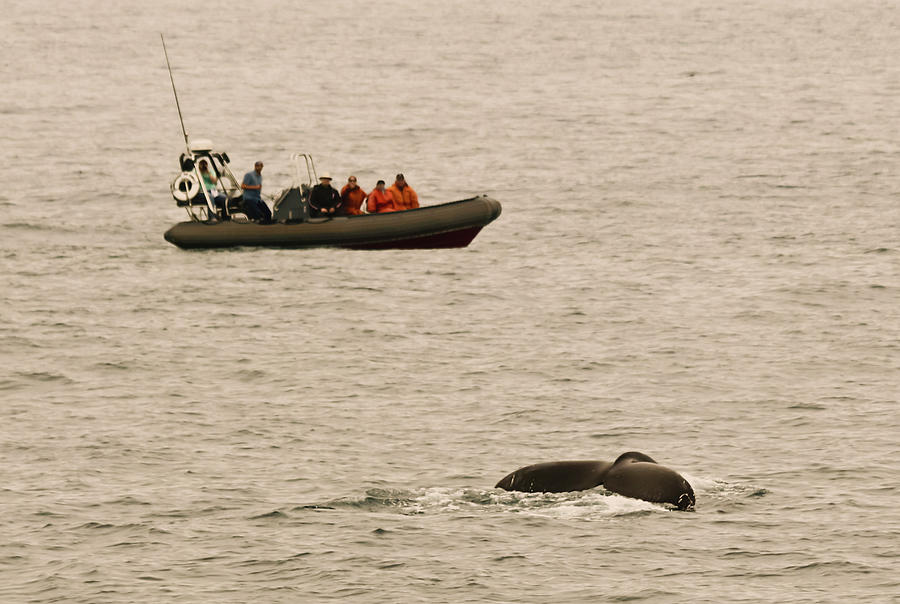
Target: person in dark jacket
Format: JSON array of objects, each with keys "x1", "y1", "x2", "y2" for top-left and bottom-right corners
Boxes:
[{"x1": 309, "y1": 173, "x2": 342, "y2": 217}]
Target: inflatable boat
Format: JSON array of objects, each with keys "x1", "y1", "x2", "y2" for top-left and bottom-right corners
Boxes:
[{"x1": 164, "y1": 143, "x2": 502, "y2": 250}]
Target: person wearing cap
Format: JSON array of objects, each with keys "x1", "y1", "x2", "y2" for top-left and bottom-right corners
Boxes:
[
  {"x1": 339, "y1": 175, "x2": 367, "y2": 216},
  {"x1": 241, "y1": 161, "x2": 272, "y2": 222},
  {"x1": 388, "y1": 173, "x2": 419, "y2": 211},
  {"x1": 366, "y1": 180, "x2": 399, "y2": 213},
  {"x1": 309, "y1": 172, "x2": 342, "y2": 217}
]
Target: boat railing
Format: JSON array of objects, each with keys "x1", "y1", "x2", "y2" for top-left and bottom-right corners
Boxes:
[
  {"x1": 212, "y1": 154, "x2": 244, "y2": 210},
  {"x1": 290, "y1": 153, "x2": 317, "y2": 189},
  {"x1": 171, "y1": 149, "x2": 245, "y2": 222}
]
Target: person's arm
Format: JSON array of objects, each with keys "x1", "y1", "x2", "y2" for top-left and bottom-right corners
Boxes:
[
  {"x1": 356, "y1": 189, "x2": 367, "y2": 213},
  {"x1": 241, "y1": 175, "x2": 261, "y2": 191}
]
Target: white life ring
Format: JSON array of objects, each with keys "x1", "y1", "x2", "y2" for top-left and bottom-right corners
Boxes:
[{"x1": 171, "y1": 172, "x2": 200, "y2": 203}]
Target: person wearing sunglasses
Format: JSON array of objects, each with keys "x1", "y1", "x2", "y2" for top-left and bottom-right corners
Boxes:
[{"x1": 339, "y1": 175, "x2": 367, "y2": 215}]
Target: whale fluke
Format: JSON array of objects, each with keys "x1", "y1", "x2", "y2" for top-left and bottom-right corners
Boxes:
[{"x1": 495, "y1": 451, "x2": 694, "y2": 510}]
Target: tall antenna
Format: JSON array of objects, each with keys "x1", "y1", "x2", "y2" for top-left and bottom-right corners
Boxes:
[
  {"x1": 161, "y1": 33, "x2": 216, "y2": 220},
  {"x1": 160, "y1": 33, "x2": 189, "y2": 151}
]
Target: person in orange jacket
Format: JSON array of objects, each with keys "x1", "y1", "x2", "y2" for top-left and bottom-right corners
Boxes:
[
  {"x1": 339, "y1": 175, "x2": 367, "y2": 215},
  {"x1": 366, "y1": 180, "x2": 398, "y2": 213},
  {"x1": 388, "y1": 173, "x2": 419, "y2": 211}
]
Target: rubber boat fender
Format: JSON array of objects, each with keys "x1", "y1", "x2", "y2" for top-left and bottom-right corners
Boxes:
[{"x1": 171, "y1": 172, "x2": 200, "y2": 203}]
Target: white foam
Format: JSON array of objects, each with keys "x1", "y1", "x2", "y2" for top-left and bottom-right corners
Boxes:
[{"x1": 401, "y1": 487, "x2": 672, "y2": 520}]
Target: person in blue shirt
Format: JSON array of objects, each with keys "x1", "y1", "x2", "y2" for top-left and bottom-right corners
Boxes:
[{"x1": 241, "y1": 161, "x2": 272, "y2": 222}]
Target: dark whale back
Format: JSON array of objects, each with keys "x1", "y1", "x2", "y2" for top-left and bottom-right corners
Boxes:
[
  {"x1": 604, "y1": 454, "x2": 695, "y2": 510},
  {"x1": 494, "y1": 460, "x2": 611, "y2": 493},
  {"x1": 612, "y1": 451, "x2": 657, "y2": 465}
]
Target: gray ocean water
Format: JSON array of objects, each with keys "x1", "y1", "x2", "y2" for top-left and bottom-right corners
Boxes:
[{"x1": 2, "y1": 0, "x2": 899, "y2": 601}]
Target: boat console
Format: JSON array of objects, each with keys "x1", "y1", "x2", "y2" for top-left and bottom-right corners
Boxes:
[
  {"x1": 170, "y1": 144, "x2": 320, "y2": 224},
  {"x1": 169, "y1": 140, "x2": 244, "y2": 221}
]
